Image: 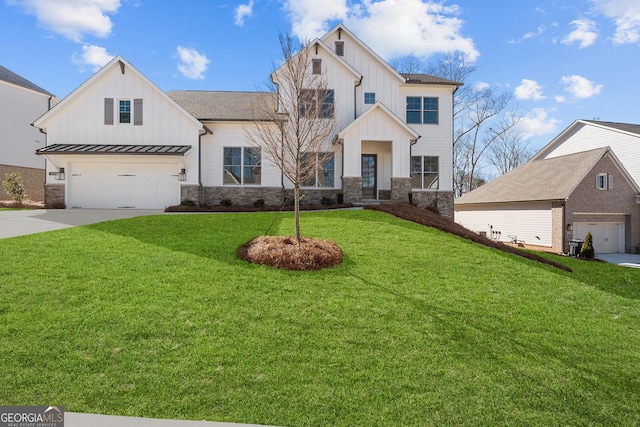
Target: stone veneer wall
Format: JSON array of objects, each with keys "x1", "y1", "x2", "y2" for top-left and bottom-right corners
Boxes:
[
  {"x1": 202, "y1": 186, "x2": 284, "y2": 207},
  {"x1": 411, "y1": 191, "x2": 455, "y2": 220},
  {"x1": 342, "y1": 177, "x2": 362, "y2": 204},
  {"x1": 390, "y1": 178, "x2": 411, "y2": 203},
  {"x1": 44, "y1": 183, "x2": 65, "y2": 208},
  {"x1": 180, "y1": 185, "x2": 200, "y2": 204},
  {"x1": 0, "y1": 165, "x2": 45, "y2": 201}
]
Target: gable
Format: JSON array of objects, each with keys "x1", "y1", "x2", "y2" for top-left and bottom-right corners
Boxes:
[
  {"x1": 34, "y1": 56, "x2": 201, "y2": 130},
  {"x1": 534, "y1": 120, "x2": 640, "y2": 188},
  {"x1": 338, "y1": 101, "x2": 419, "y2": 141}
]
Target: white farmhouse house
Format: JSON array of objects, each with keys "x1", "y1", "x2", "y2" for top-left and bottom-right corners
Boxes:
[
  {"x1": 34, "y1": 24, "x2": 461, "y2": 216},
  {"x1": 0, "y1": 65, "x2": 59, "y2": 200},
  {"x1": 455, "y1": 120, "x2": 640, "y2": 254}
]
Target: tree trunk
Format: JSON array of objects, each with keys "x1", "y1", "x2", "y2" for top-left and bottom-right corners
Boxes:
[{"x1": 294, "y1": 185, "x2": 301, "y2": 249}]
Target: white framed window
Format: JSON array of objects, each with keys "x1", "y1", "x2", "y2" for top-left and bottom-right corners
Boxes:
[
  {"x1": 300, "y1": 89, "x2": 335, "y2": 118},
  {"x1": 302, "y1": 153, "x2": 335, "y2": 188},
  {"x1": 119, "y1": 99, "x2": 131, "y2": 124},
  {"x1": 223, "y1": 147, "x2": 261, "y2": 185},
  {"x1": 411, "y1": 156, "x2": 439, "y2": 189},
  {"x1": 364, "y1": 92, "x2": 376, "y2": 104},
  {"x1": 406, "y1": 96, "x2": 439, "y2": 124},
  {"x1": 596, "y1": 173, "x2": 607, "y2": 190},
  {"x1": 312, "y1": 59, "x2": 322, "y2": 74},
  {"x1": 335, "y1": 41, "x2": 344, "y2": 56}
]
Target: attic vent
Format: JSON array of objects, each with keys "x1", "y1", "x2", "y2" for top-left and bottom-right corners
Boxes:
[{"x1": 335, "y1": 41, "x2": 344, "y2": 56}]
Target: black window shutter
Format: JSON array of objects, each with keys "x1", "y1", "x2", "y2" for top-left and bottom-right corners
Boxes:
[
  {"x1": 104, "y1": 98, "x2": 114, "y2": 125},
  {"x1": 134, "y1": 98, "x2": 143, "y2": 125}
]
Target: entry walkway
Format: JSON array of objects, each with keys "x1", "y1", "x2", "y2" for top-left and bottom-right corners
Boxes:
[
  {"x1": 0, "y1": 209, "x2": 164, "y2": 239},
  {"x1": 66, "y1": 412, "x2": 278, "y2": 427}
]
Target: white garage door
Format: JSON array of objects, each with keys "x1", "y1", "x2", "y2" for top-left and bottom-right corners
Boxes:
[
  {"x1": 574, "y1": 222, "x2": 623, "y2": 254},
  {"x1": 69, "y1": 162, "x2": 180, "y2": 209}
]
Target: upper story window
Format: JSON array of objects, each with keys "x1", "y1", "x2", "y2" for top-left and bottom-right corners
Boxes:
[
  {"x1": 335, "y1": 41, "x2": 344, "y2": 56},
  {"x1": 364, "y1": 93, "x2": 376, "y2": 104},
  {"x1": 104, "y1": 98, "x2": 143, "y2": 125},
  {"x1": 411, "y1": 156, "x2": 439, "y2": 189},
  {"x1": 406, "y1": 96, "x2": 439, "y2": 124},
  {"x1": 300, "y1": 89, "x2": 335, "y2": 118},
  {"x1": 596, "y1": 173, "x2": 613, "y2": 190},
  {"x1": 302, "y1": 153, "x2": 335, "y2": 188},
  {"x1": 119, "y1": 100, "x2": 131, "y2": 124},
  {"x1": 312, "y1": 59, "x2": 322, "y2": 74},
  {"x1": 223, "y1": 147, "x2": 261, "y2": 185}
]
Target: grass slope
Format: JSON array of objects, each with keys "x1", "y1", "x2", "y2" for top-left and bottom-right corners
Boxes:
[{"x1": 0, "y1": 209, "x2": 639, "y2": 426}]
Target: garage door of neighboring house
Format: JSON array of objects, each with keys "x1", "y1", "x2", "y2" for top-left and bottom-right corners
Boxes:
[
  {"x1": 574, "y1": 222, "x2": 624, "y2": 254},
  {"x1": 69, "y1": 162, "x2": 180, "y2": 209}
]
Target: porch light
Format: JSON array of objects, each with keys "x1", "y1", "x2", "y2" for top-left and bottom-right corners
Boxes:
[
  {"x1": 566, "y1": 223, "x2": 572, "y2": 232},
  {"x1": 55, "y1": 168, "x2": 65, "y2": 180},
  {"x1": 178, "y1": 168, "x2": 187, "y2": 181}
]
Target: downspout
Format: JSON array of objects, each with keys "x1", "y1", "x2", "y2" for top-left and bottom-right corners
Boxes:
[
  {"x1": 354, "y1": 76, "x2": 363, "y2": 119},
  {"x1": 198, "y1": 125, "x2": 212, "y2": 206}
]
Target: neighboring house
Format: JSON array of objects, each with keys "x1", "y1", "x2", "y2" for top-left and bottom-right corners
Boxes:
[
  {"x1": 0, "y1": 65, "x2": 59, "y2": 201},
  {"x1": 34, "y1": 24, "x2": 461, "y2": 216},
  {"x1": 455, "y1": 137, "x2": 640, "y2": 254}
]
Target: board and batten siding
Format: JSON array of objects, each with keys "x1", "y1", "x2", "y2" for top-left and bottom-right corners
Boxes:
[
  {"x1": 541, "y1": 123, "x2": 640, "y2": 187},
  {"x1": 455, "y1": 202, "x2": 553, "y2": 247}
]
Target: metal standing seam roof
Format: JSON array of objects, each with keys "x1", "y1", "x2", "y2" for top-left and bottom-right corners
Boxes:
[
  {"x1": 0, "y1": 64, "x2": 55, "y2": 96},
  {"x1": 401, "y1": 73, "x2": 463, "y2": 86},
  {"x1": 456, "y1": 147, "x2": 610, "y2": 205},
  {"x1": 36, "y1": 144, "x2": 192, "y2": 155}
]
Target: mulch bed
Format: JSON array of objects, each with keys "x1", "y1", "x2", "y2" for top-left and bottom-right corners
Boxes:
[
  {"x1": 0, "y1": 200, "x2": 44, "y2": 209},
  {"x1": 166, "y1": 203, "x2": 354, "y2": 213},
  {"x1": 237, "y1": 236, "x2": 343, "y2": 270},
  {"x1": 365, "y1": 203, "x2": 572, "y2": 272}
]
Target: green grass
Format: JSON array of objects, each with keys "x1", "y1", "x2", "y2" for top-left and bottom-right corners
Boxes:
[{"x1": 0, "y1": 210, "x2": 639, "y2": 426}]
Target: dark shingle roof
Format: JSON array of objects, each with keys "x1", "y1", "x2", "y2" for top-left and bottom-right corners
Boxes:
[
  {"x1": 167, "y1": 90, "x2": 277, "y2": 121},
  {"x1": 401, "y1": 73, "x2": 462, "y2": 86},
  {"x1": 583, "y1": 120, "x2": 640, "y2": 136},
  {"x1": 456, "y1": 148, "x2": 609, "y2": 205},
  {"x1": 36, "y1": 144, "x2": 191, "y2": 155},
  {"x1": 0, "y1": 65, "x2": 55, "y2": 96}
]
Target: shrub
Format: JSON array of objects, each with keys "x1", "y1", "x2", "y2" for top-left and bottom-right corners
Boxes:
[
  {"x1": 2, "y1": 173, "x2": 28, "y2": 203},
  {"x1": 321, "y1": 197, "x2": 335, "y2": 206},
  {"x1": 180, "y1": 199, "x2": 197, "y2": 207},
  {"x1": 580, "y1": 231, "x2": 595, "y2": 259},
  {"x1": 336, "y1": 192, "x2": 344, "y2": 204},
  {"x1": 253, "y1": 199, "x2": 265, "y2": 208},
  {"x1": 220, "y1": 199, "x2": 233, "y2": 207}
]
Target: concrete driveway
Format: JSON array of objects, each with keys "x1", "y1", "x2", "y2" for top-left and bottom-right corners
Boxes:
[
  {"x1": 597, "y1": 253, "x2": 640, "y2": 268},
  {"x1": 0, "y1": 209, "x2": 165, "y2": 239}
]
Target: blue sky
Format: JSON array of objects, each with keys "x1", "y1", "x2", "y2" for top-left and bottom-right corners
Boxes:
[{"x1": 2, "y1": 0, "x2": 639, "y2": 152}]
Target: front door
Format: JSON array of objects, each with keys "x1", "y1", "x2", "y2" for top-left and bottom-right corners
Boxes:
[{"x1": 362, "y1": 154, "x2": 377, "y2": 199}]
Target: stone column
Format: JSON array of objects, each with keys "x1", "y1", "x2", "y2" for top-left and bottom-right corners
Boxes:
[
  {"x1": 44, "y1": 183, "x2": 65, "y2": 208},
  {"x1": 342, "y1": 177, "x2": 362, "y2": 203},
  {"x1": 391, "y1": 177, "x2": 412, "y2": 203}
]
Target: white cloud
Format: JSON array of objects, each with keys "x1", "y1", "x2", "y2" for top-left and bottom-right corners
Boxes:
[
  {"x1": 281, "y1": 0, "x2": 479, "y2": 61},
  {"x1": 555, "y1": 95, "x2": 566, "y2": 103},
  {"x1": 517, "y1": 108, "x2": 561, "y2": 139},
  {"x1": 523, "y1": 25, "x2": 546, "y2": 40},
  {"x1": 235, "y1": 0, "x2": 254, "y2": 26},
  {"x1": 8, "y1": 0, "x2": 120, "y2": 42},
  {"x1": 474, "y1": 81, "x2": 490, "y2": 92},
  {"x1": 515, "y1": 79, "x2": 545, "y2": 101},
  {"x1": 562, "y1": 19, "x2": 598, "y2": 48},
  {"x1": 561, "y1": 75, "x2": 603, "y2": 99},
  {"x1": 71, "y1": 44, "x2": 114, "y2": 71},
  {"x1": 176, "y1": 46, "x2": 210, "y2": 80},
  {"x1": 591, "y1": 0, "x2": 640, "y2": 43}
]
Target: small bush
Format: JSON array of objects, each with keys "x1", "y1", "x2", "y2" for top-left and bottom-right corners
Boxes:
[
  {"x1": 580, "y1": 231, "x2": 595, "y2": 259},
  {"x1": 253, "y1": 199, "x2": 265, "y2": 208},
  {"x1": 180, "y1": 199, "x2": 197, "y2": 206},
  {"x1": 2, "y1": 173, "x2": 28, "y2": 203},
  {"x1": 321, "y1": 197, "x2": 335, "y2": 206},
  {"x1": 337, "y1": 192, "x2": 344, "y2": 204},
  {"x1": 220, "y1": 199, "x2": 233, "y2": 207}
]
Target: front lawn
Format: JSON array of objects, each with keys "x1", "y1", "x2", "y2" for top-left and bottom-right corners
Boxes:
[{"x1": 0, "y1": 210, "x2": 639, "y2": 426}]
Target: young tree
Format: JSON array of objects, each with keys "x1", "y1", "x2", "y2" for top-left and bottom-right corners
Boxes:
[
  {"x1": 247, "y1": 34, "x2": 337, "y2": 245},
  {"x1": 488, "y1": 124, "x2": 532, "y2": 175},
  {"x1": 2, "y1": 172, "x2": 28, "y2": 204}
]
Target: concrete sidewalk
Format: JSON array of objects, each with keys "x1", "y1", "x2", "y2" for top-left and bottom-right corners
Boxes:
[
  {"x1": 0, "y1": 209, "x2": 165, "y2": 239},
  {"x1": 66, "y1": 412, "x2": 279, "y2": 427}
]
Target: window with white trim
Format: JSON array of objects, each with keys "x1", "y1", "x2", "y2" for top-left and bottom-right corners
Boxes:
[
  {"x1": 411, "y1": 156, "x2": 439, "y2": 189},
  {"x1": 223, "y1": 147, "x2": 261, "y2": 185},
  {"x1": 596, "y1": 173, "x2": 607, "y2": 190},
  {"x1": 119, "y1": 99, "x2": 131, "y2": 124},
  {"x1": 406, "y1": 96, "x2": 439, "y2": 124},
  {"x1": 364, "y1": 92, "x2": 376, "y2": 104},
  {"x1": 300, "y1": 89, "x2": 334, "y2": 118},
  {"x1": 302, "y1": 153, "x2": 334, "y2": 187}
]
